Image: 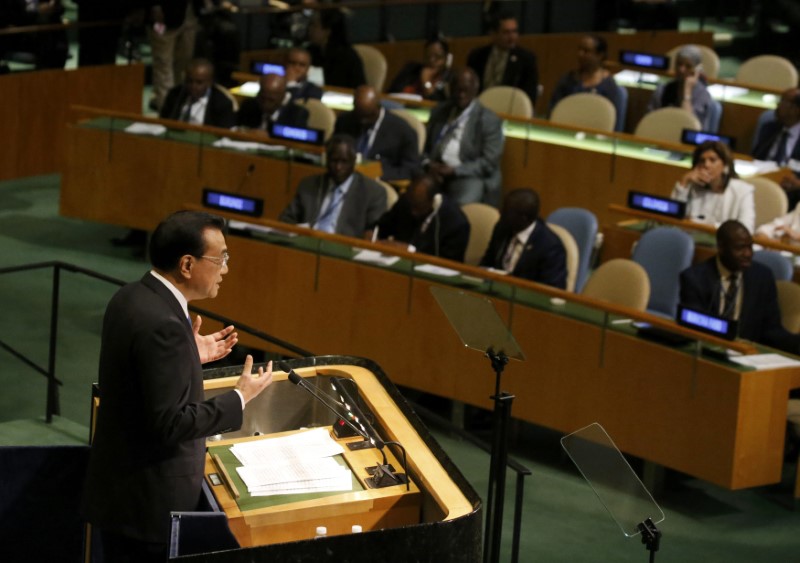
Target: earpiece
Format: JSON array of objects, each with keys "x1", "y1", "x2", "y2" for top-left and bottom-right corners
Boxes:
[
  {"x1": 432, "y1": 193, "x2": 443, "y2": 212},
  {"x1": 445, "y1": 53, "x2": 453, "y2": 69}
]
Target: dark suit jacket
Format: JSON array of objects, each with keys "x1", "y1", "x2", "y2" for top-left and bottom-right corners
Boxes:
[
  {"x1": 236, "y1": 98, "x2": 309, "y2": 130},
  {"x1": 480, "y1": 221, "x2": 567, "y2": 289},
  {"x1": 288, "y1": 80, "x2": 324, "y2": 102},
  {"x1": 377, "y1": 196, "x2": 470, "y2": 262},
  {"x1": 308, "y1": 43, "x2": 367, "y2": 89},
  {"x1": 81, "y1": 273, "x2": 243, "y2": 543},
  {"x1": 159, "y1": 85, "x2": 237, "y2": 129},
  {"x1": 279, "y1": 172, "x2": 388, "y2": 237},
  {"x1": 334, "y1": 110, "x2": 421, "y2": 181},
  {"x1": 680, "y1": 258, "x2": 800, "y2": 354},
  {"x1": 150, "y1": 0, "x2": 204, "y2": 29},
  {"x1": 466, "y1": 44, "x2": 539, "y2": 104},
  {"x1": 752, "y1": 119, "x2": 800, "y2": 166}
]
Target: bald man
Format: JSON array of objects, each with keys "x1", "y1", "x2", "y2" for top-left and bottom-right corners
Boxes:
[
  {"x1": 236, "y1": 73, "x2": 309, "y2": 133},
  {"x1": 423, "y1": 68, "x2": 505, "y2": 206},
  {"x1": 752, "y1": 88, "x2": 800, "y2": 209},
  {"x1": 160, "y1": 59, "x2": 236, "y2": 129},
  {"x1": 333, "y1": 85, "x2": 421, "y2": 181}
]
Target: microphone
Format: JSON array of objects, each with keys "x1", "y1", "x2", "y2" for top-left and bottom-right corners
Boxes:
[{"x1": 235, "y1": 164, "x2": 256, "y2": 193}]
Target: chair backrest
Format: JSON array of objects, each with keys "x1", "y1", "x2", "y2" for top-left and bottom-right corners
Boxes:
[
  {"x1": 478, "y1": 86, "x2": 533, "y2": 119},
  {"x1": 634, "y1": 107, "x2": 701, "y2": 144},
  {"x1": 750, "y1": 176, "x2": 789, "y2": 229},
  {"x1": 547, "y1": 223, "x2": 579, "y2": 292},
  {"x1": 376, "y1": 179, "x2": 399, "y2": 209},
  {"x1": 547, "y1": 207, "x2": 598, "y2": 292},
  {"x1": 753, "y1": 250, "x2": 794, "y2": 282},
  {"x1": 296, "y1": 98, "x2": 336, "y2": 141},
  {"x1": 706, "y1": 98, "x2": 723, "y2": 133},
  {"x1": 353, "y1": 44, "x2": 388, "y2": 91},
  {"x1": 777, "y1": 280, "x2": 800, "y2": 333},
  {"x1": 389, "y1": 108, "x2": 426, "y2": 154},
  {"x1": 736, "y1": 55, "x2": 799, "y2": 91},
  {"x1": 550, "y1": 92, "x2": 617, "y2": 132},
  {"x1": 214, "y1": 84, "x2": 239, "y2": 112},
  {"x1": 461, "y1": 203, "x2": 500, "y2": 266},
  {"x1": 631, "y1": 227, "x2": 695, "y2": 317},
  {"x1": 666, "y1": 44, "x2": 721, "y2": 79},
  {"x1": 581, "y1": 259, "x2": 651, "y2": 311}
]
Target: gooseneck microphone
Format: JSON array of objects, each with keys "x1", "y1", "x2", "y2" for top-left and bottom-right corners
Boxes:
[{"x1": 235, "y1": 163, "x2": 256, "y2": 193}]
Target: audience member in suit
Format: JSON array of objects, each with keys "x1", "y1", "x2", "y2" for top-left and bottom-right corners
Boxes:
[
  {"x1": 159, "y1": 58, "x2": 236, "y2": 129},
  {"x1": 466, "y1": 11, "x2": 539, "y2": 105},
  {"x1": 423, "y1": 68, "x2": 505, "y2": 206},
  {"x1": 280, "y1": 134, "x2": 387, "y2": 238},
  {"x1": 306, "y1": 9, "x2": 366, "y2": 89},
  {"x1": 671, "y1": 140, "x2": 755, "y2": 233},
  {"x1": 376, "y1": 173, "x2": 470, "y2": 262},
  {"x1": 480, "y1": 188, "x2": 567, "y2": 289},
  {"x1": 646, "y1": 45, "x2": 715, "y2": 131},
  {"x1": 82, "y1": 211, "x2": 274, "y2": 563},
  {"x1": 752, "y1": 88, "x2": 800, "y2": 209},
  {"x1": 334, "y1": 85, "x2": 421, "y2": 181},
  {"x1": 680, "y1": 220, "x2": 800, "y2": 354},
  {"x1": 388, "y1": 38, "x2": 454, "y2": 102},
  {"x1": 236, "y1": 73, "x2": 309, "y2": 134},
  {"x1": 148, "y1": 1, "x2": 203, "y2": 111},
  {"x1": 549, "y1": 35, "x2": 626, "y2": 131},
  {"x1": 284, "y1": 47, "x2": 323, "y2": 102}
]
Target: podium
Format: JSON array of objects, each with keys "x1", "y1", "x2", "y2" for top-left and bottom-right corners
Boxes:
[{"x1": 183, "y1": 355, "x2": 481, "y2": 562}]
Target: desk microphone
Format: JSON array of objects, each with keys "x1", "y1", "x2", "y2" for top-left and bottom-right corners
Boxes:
[{"x1": 235, "y1": 164, "x2": 256, "y2": 193}]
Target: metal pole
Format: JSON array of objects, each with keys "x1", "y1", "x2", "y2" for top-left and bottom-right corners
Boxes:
[{"x1": 46, "y1": 265, "x2": 61, "y2": 422}]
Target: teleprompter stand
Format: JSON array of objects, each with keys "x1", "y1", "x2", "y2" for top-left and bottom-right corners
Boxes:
[
  {"x1": 561, "y1": 423, "x2": 665, "y2": 563},
  {"x1": 431, "y1": 287, "x2": 526, "y2": 563}
]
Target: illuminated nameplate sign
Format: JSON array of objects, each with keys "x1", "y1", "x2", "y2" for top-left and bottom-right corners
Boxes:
[
  {"x1": 250, "y1": 61, "x2": 285, "y2": 76},
  {"x1": 618, "y1": 50, "x2": 670, "y2": 71},
  {"x1": 203, "y1": 188, "x2": 263, "y2": 218},
  {"x1": 677, "y1": 305, "x2": 737, "y2": 340},
  {"x1": 627, "y1": 190, "x2": 686, "y2": 219},
  {"x1": 270, "y1": 123, "x2": 324, "y2": 145},
  {"x1": 681, "y1": 129, "x2": 736, "y2": 150}
]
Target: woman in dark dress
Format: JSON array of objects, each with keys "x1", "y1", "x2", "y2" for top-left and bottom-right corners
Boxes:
[{"x1": 388, "y1": 38, "x2": 453, "y2": 101}]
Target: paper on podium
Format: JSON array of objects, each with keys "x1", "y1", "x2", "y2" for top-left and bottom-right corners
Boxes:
[
  {"x1": 212, "y1": 137, "x2": 285, "y2": 152},
  {"x1": 414, "y1": 263, "x2": 461, "y2": 277},
  {"x1": 124, "y1": 122, "x2": 167, "y2": 136},
  {"x1": 353, "y1": 249, "x2": 401, "y2": 266},
  {"x1": 230, "y1": 427, "x2": 343, "y2": 465},
  {"x1": 728, "y1": 353, "x2": 800, "y2": 370}
]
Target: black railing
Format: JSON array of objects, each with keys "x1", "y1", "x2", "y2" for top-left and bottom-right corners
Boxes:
[{"x1": 0, "y1": 261, "x2": 312, "y2": 423}]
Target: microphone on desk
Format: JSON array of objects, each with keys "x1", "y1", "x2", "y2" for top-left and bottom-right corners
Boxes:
[
  {"x1": 235, "y1": 163, "x2": 256, "y2": 193},
  {"x1": 278, "y1": 361, "x2": 405, "y2": 488}
]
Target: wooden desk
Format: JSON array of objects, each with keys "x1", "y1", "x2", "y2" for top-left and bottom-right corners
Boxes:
[{"x1": 194, "y1": 217, "x2": 799, "y2": 492}]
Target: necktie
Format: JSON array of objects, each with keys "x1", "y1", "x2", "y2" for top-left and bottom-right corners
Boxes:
[
  {"x1": 502, "y1": 237, "x2": 521, "y2": 272},
  {"x1": 179, "y1": 103, "x2": 192, "y2": 122},
  {"x1": 722, "y1": 275, "x2": 738, "y2": 319},
  {"x1": 774, "y1": 129, "x2": 789, "y2": 166},
  {"x1": 315, "y1": 186, "x2": 345, "y2": 233}
]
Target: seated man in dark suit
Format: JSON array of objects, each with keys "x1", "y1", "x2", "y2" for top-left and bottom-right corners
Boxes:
[
  {"x1": 680, "y1": 219, "x2": 800, "y2": 354},
  {"x1": 280, "y1": 134, "x2": 387, "y2": 238},
  {"x1": 334, "y1": 85, "x2": 421, "y2": 181},
  {"x1": 423, "y1": 68, "x2": 505, "y2": 206},
  {"x1": 284, "y1": 47, "x2": 323, "y2": 102},
  {"x1": 376, "y1": 173, "x2": 470, "y2": 262},
  {"x1": 752, "y1": 88, "x2": 800, "y2": 209},
  {"x1": 160, "y1": 58, "x2": 236, "y2": 129},
  {"x1": 466, "y1": 11, "x2": 539, "y2": 105},
  {"x1": 480, "y1": 188, "x2": 567, "y2": 289},
  {"x1": 236, "y1": 73, "x2": 309, "y2": 133}
]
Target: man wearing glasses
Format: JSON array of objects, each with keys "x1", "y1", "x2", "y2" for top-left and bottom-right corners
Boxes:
[{"x1": 82, "y1": 211, "x2": 274, "y2": 562}]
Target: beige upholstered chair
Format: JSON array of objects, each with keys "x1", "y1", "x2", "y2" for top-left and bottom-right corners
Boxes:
[
  {"x1": 296, "y1": 98, "x2": 336, "y2": 141},
  {"x1": 478, "y1": 86, "x2": 534, "y2": 119},
  {"x1": 376, "y1": 179, "x2": 399, "y2": 209},
  {"x1": 777, "y1": 280, "x2": 800, "y2": 333},
  {"x1": 461, "y1": 203, "x2": 500, "y2": 266},
  {"x1": 666, "y1": 44, "x2": 721, "y2": 79},
  {"x1": 634, "y1": 107, "x2": 700, "y2": 144},
  {"x1": 750, "y1": 176, "x2": 789, "y2": 229},
  {"x1": 581, "y1": 259, "x2": 651, "y2": 311},
  {"x1": 353, "y1": 44, "x2": 388, "y2": 92},
  {"x1": 550, "y1": 93, "x2": 617, "y2": 132},
  {"x1": 389, "y1": 109, "x2": 426, "y2": 154},
  {"x1": 547, "y1": 223, "x2": 579, "y2": 292},
  {"x1": 736, "y1": 55, "x2": 799, "y2": 91}
]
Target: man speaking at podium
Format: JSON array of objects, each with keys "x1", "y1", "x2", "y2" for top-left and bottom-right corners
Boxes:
[{"x1": 82, "y1": 211, "x2": 274, "y2": 562}]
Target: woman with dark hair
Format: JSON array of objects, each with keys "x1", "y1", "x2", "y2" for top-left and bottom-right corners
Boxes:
[
  {"x1": 548, "y1": 34, "x2": 625, "y2": 129},
  {"x1": 671, "y1": 140, "x2": 755, "y2": 232},
  {"x1": 647, "y1": 45, "x2": 715, "y2": 130},
  {"x1": 388, "y1": 38, "x2": 453, "y2": 101},
  {"x1": 306, "y1": 8, "x2": 366, "y2": 89}
]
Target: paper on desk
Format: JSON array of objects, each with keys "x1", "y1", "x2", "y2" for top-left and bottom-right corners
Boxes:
[
  {"x1": 248, "y1": 472, "x2": 353, "y2": 496},
  {"x1": 414, "y1": 263, "x2": 461, "y2": 277},
  {"x1": 735, "y1": 159, "x2": 779, "y2": 177},
  {"x1": 213, "y1": 137, "x2": 285, "y2": 152},
  {"x1": 124, "y1": 122, "x2": 167, "y2": 136},
  {"x1": 728, "y1": 353, "x2": 800, "y2": 370},
  {"x1": 228, "y1": 219, "x2": 298, "y2": 237},
  {"x1": 236, "y1": 456, "x2": 350, "y2": 492},
  {"x1": 230, "y1": 427, "x2": 343, "y2": 466},
  {"x1": 353, "y1": 249, "x2": 401, "y2": 266}
]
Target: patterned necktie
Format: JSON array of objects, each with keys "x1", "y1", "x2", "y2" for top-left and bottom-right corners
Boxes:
[
  {"x1": 722, "y1": 275, "x2": 738, "y2": 319},
  {"x1": 502, "y1": 237, "x2": 521, "y2": 272},
  {"x1": 315, "y1": 186, "x2": 345, "y2": 233}
]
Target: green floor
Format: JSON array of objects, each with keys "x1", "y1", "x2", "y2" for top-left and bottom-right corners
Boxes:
[{"x1": 2, "y1": 175, "x2": 800, "y2": 562}]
